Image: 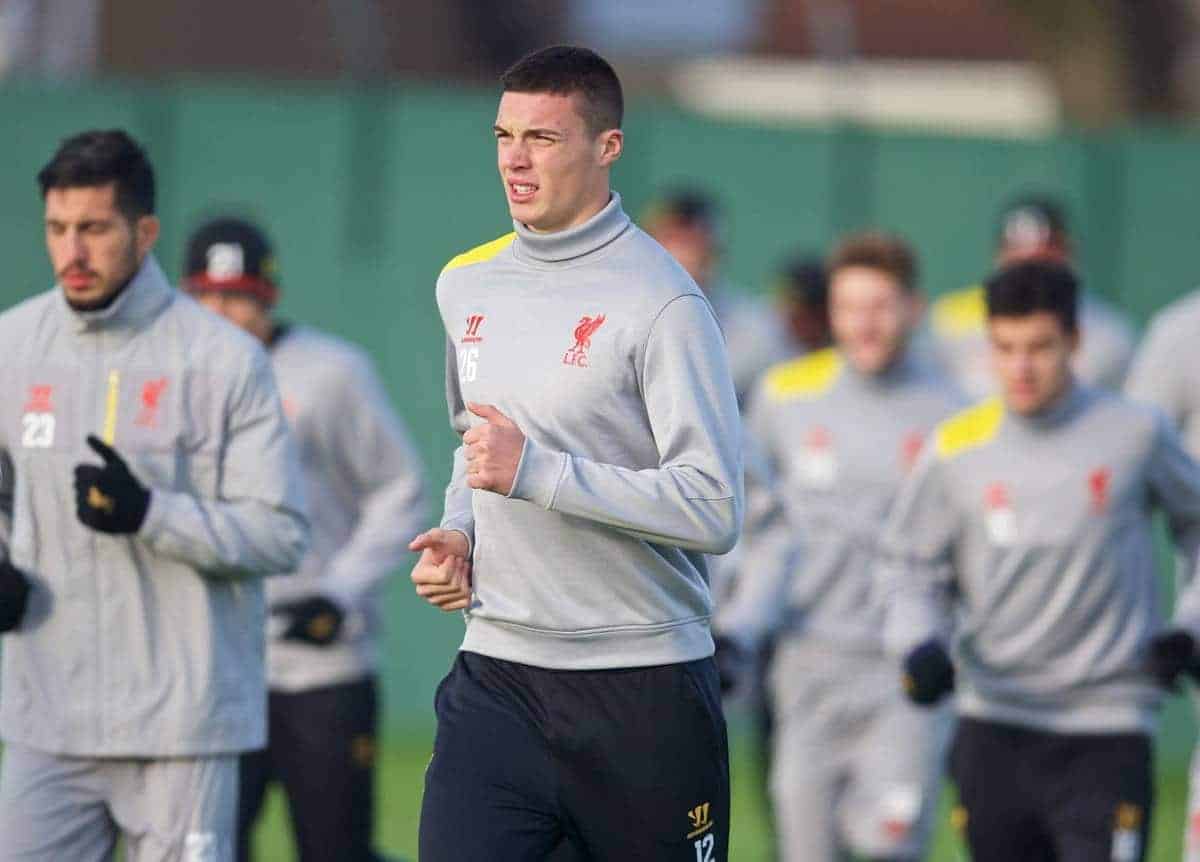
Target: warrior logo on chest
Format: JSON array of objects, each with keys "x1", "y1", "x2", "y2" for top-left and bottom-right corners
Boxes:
[
  {"x1": 21, "y1": 384, "x2": 56, "y2": 448},
  {"x1": 984, "y1": 481, "x2": 1017, "y2": 545},
  {"x1": 798, "y1": 425, "x2": 837, "y2": 488}
]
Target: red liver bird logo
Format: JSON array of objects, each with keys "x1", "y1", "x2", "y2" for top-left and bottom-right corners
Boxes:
[
  {"x1": 573, "y1": 314, "x2": 606, "y2": 350},
  {"x1": 563, "y1": 314, "x2": 607, "y2": 367},
  {"x1": 135, "y1": 377, "x2": 168, "y2": 427}
]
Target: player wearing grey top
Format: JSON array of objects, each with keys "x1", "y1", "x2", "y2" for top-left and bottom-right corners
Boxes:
[
  {"x1": 643, "y1": 187, "x2": 794, "y2": 405},
  {"x1": 1126, "y1": 287, "x2": 1200, "y2": 862},
  {"x1": 883, "y1": 262, "x2": 1200, "y2": 862},
  {"x1": 183, "y1": 217, "x2": 427, "y2": 862},
  {"x1": 719, "y1": 233, "x2": 963, "y2": 862},
  {"x1": 0, "y1": 133, "x2": 308, "y2": 862},
  {"x1": 409, "y1": 47, "x2": 742, "y2": 861},
  {"x1": 929, "y1": 195, "x2": 1135, "y2": 398}
]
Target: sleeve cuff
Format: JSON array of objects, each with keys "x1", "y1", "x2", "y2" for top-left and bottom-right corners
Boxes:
[
  {"x1": 507, "y1": 436, "x2": 567, "y2": 509},
  {"x1": 437, "y1": 520, "x2": 475, "y2": 558},
  {"x1": 136, "y1": 489, "x2": 169, "y2": 548}
]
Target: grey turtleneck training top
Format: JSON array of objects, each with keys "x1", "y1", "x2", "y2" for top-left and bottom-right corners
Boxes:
[
  {"x1": 881, "y1": 384, "x2": 1200, "y2": 733},
  {"x1": 434, "y1": 193, "x2": 744, "y2": 670}
]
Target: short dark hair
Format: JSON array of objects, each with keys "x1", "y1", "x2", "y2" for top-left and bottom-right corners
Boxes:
[
  {"x1": 500, "y1": 45, "x2": 623, "y2": 135},
  {"x1": 777, "y1": 254, "x2": 828, "y2": 309},
  {"x1": 37, "y1": 129, "x2": 155, "y2": 220},
  {"x1": 827, "y1": 231, "x2": 918, "y2": 293},
  {"x1": 985, "y1": 261, "x2": 1079, "y2": 332}
]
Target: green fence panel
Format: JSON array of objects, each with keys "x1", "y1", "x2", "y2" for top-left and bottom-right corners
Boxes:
[{"x1": 5, "y1": 80, "x2": 1200, "y2": 724}]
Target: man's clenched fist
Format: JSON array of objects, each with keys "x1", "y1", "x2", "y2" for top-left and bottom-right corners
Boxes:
[
  {"x1": 902, "y1": 639, "x2": 955, "y2": 706},
  {"x1": 74, "y1": 435, "x2": 151, "y2": 534},
  {"x1": 464, "y1": 402, "x2": 525, "y2": 496},
  {"x1": 409, "y1": 528, "x2": 472, "y2": 612}
]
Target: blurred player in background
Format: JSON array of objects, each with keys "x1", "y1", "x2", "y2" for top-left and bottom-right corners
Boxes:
[
  {"x1": 718, "y1": 232, "x2": 962, "y2": 861},
  {"x1": 772, "y1": 252, "x2": 832, "y2": 357},
  {"x1": 1125, "y1": 287, "x2": 1200, "y2": 862},
  {"x1": 885, "y1": 261, "x2": 1200, "y2": 862},
  {"x1": 0, "y1": 130, "x2": 308, "y2": 861},
  {"x1": 408, "y1": 46, "x2": 743, "y2": 861},
  {"x1": 182, "y1": 217, "x2": 428, "y2": 862},
  {"x1": 707, "y1": 253, "x2": 828, "y2": 603},
  {"x1": 929, "y1": 195, "x2": 1135, "y2": 397},
  {"x1": 644, "y1": 187, "x2": 793, "y2": 404}
]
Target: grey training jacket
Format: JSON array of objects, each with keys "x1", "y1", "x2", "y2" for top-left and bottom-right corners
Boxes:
[
  {"x1": 0, "y1": 256, "x2": 309, "y2": 757},
  {"x1": 880, "y1": 384, "x2": 1200, "y2": 734},
  {"x1": 436, "y1": 193, "x2": 744, "y2": 670},
  {"x1": 720, "y1": 349, "x2": 963, "y2": 650},
  {"x1": 265, "y1": 325, "x2": 427, "y2": 691},
  {"x1": 1126, "y1": 289, "x2": 1200, "y2": 459}
]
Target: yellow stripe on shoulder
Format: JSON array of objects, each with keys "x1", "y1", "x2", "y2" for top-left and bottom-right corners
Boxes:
[
  {"x1": 763, "y1": 348, "x2": 843, "y2": 401},
  {"x1": 931, "y1": 284, "x2": 986, "y2": 337},
  {"x1": 935, "y1": 397, "x2": 1004, "y2": 459},
  {"x1": 441, "y1": 232, "x2": 516, "y2": 274}
]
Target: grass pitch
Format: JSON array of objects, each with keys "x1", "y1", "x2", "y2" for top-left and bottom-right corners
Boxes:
[{"x1": 248, "y1": 716, "x2": 1195, "y2": 861}]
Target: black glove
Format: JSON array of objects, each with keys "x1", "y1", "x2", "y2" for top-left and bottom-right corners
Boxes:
[
  {"x1": 902, "y1": 639, "x2": 955, "y2": 706},
  {"x1": 713, "y1": 634, "x2": 749, "y2": 694},
  {"x1": 0, "y1": 559, "x2": 31, "y2": 633},
  {"x1": 1147, "y1": 629, "x2": 1197, "y2": 690},
  {"x1": 275, "y1": 596, "x2": 345, "y2": 646},
  {"x1": 73, "y1": 435, "x2": 151, "y2": 534}
]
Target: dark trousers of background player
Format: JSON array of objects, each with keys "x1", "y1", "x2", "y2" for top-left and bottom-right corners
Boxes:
[
  {"x1": 237, "y1": 677, "x2": 380, "y2": 862},
  {"x1": 950, "y1": 716, "x2": 1153, "y2": 862},
  {"x1": 420, "y1": 651, "x2": 731, "y2": 861}
]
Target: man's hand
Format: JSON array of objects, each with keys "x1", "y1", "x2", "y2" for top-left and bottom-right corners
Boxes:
[
  {"x1": 409, "y1": 529, "x2": 472, "y2": 612},
  {"x1": 902, "y1": 639, "x2": 955, "y2": 706},
  {"x1": 0, "y1": 559, "x2": 31, "y2": 633},
  {"x1": 1147, "y1": 629, "x2": 1198, "y2": 690},
  {"x1": 274, "y1": 595, "x2": 345, "y2": 646},
  {"x1": 464, "y1": 403, "x2": 525, "y2": 496},
  {"x1": 73, "y1": 435, "x2": 151, "y2": 534}
]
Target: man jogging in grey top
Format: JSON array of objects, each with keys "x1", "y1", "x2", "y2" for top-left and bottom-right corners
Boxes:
[
  {"x1": 718, "y1": 232, "x2": 963, "y2": 862},
  {"x1": 929, "y1": 195, "x2": 1136, "y2": 398},
  {"x1": 1125, "y1": 287, "x2": 1200, "y2": 862},
  {"x1": 883, "y1": 261, "x2": 1200, "y2": 862},
  {"x1": 643, "y1": 187, "x2": 793, "y2": 405},
  {"x1": 408, "y1": 46, "x2": 743, "y2": 861},
  {"x1": 181, "y1": 217, "x2": 428, "y2": 862},
  {"x1": 0, "y1": 131, "x2": 309, "y2": 862}
]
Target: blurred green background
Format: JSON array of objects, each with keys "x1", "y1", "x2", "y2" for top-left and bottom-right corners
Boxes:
[{"x1": 3, "y1": 81, "x2": 1200, "y2": 858}]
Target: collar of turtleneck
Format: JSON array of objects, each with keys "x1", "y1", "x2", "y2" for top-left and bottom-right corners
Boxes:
[
  {"x1": 1007, "y1": 379, "x2": 1091, "y2": 432},
  {"x1": 512, "y1": 192, "x2": 631, "y2": 265},
  {"x1": 61, "y1": 255, "x2": 174, "y2": 335},
  {"x1": 840, "y1": 349, "x2": 920, "y2": 391}
]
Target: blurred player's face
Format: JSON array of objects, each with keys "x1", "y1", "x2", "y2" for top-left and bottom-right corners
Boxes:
[
  {"x1": 45, "y1": 183, "x2": 158, "y2": 311},
  {"x1": 191, "y1": 291, "x2": 274, "y2": 343},
  {"x1": 829, "y1": 266, "x2": 920, "y2": 375},
  {"x1": 495, "y1": 90, "x2": 622, "y2": 233},
  {"x1": 650, "y1": 219, "x2": 716, "y2": 288},
  {"x1": 989, "y1": 312, "x2": 1078, "y2": 415}
]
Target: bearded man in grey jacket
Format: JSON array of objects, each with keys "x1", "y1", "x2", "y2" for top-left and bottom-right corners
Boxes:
[{"x1": 0, "y1": 130, "x2": 309, "y2": 862}]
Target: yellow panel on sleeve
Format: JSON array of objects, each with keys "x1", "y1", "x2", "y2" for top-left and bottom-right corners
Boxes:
[
  {"x1": 931, "y1": 284, "x2": 986, "y2": 337},
  {"x1": 441, "y1": 232, "x2": 517, "y2": 274},
  {"x1": 763, "y1": 348, "x2": 843, "y2": 401},
  {"x1": 935, "y1": 397, "x2": 1004, "y2": 459}
]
